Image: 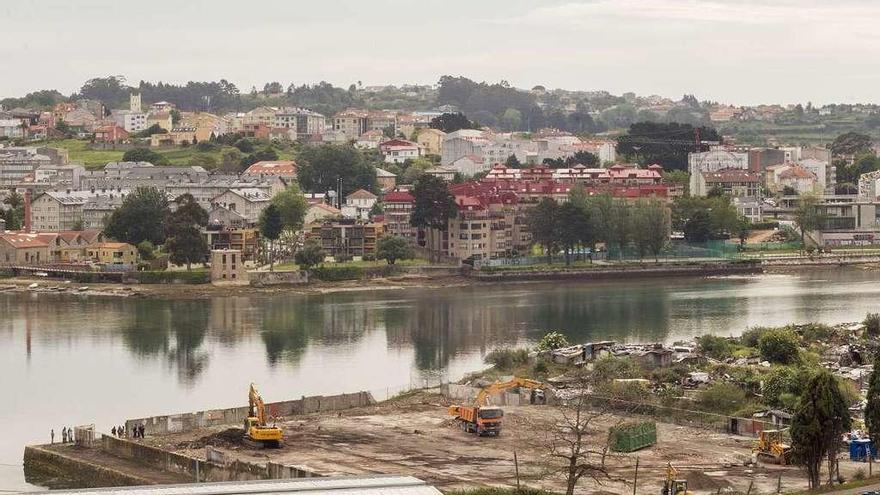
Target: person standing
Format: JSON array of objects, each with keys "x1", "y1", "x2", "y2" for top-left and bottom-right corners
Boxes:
[
  {"x1": 139, "y1": 424, "x2": 145, "y2": 439},
  {"x1": 61, "y1": 427, "x2": 67, "y2": 443},
  {"x1": 50, "y1": 429, "x2": 54, "y2": 444},
  {"x1": 111, "y1": 426, "x2": 116, "y2": 437},
  {"x1": 68, "y1": 426, "x2": 74, "y2": 443}
]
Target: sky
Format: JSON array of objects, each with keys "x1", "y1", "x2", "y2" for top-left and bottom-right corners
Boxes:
[{"x1": 2, "y1": 0, "x2": 879, "y2": 105}]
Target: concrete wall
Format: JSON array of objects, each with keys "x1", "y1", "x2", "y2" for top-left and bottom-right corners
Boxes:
[
  {"x1": 100, "y1": 435, "x2": 321, "y2": 482},
  {"x1": 442, "y1": 384, "x2": 522, "y2": 406},
  {"x1": 248, "y1": 270, "x2": 309, "y2": 287},
  {"x1": 471, "y1": 262, "x2": 762, "y2": 282},
  {"x1": 126, "y1": 391, "x2": 374, "y2": 436},
  {"x1": 23, "y1": 445, "x2": 152, "y2": 488}
]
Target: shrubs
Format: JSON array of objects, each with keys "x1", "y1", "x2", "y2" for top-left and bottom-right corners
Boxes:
[
  {"x1": 537, "y1": 331, "x2": 570, "y2": 351},
  {"x1": 592, "y1": 355, "x2": 641, "y2": 383},
  {"x1": 799, "y1": 323, "x2": 833, "y2": 342},
  {"x1": 362, "y1": 253, "x2": 376, "y2": 262},
  {"x1": 696, "y1": 335, "x2": 733, "y2": 360},
  {"x1": 740, "y1": 326, "x2": 772, "y2": 348},
  {"x1": 762, "y1": 366, "x2": 804, "y2": 408},
  {"x1": 758, "y1": 328, "x2": 800, "y2": 364},
  {"x1": 484, "y1": 348, "x2": 530, "y2": 370},
  {"x1": 698, "y1": 382, "x2": 748, "y2": 415},
  {"x1": 311, "y1": 265, "x2": 363, "y2": 281},
  {"x1": 865, "y1": 313, "x2": 880, "y2": 338}
]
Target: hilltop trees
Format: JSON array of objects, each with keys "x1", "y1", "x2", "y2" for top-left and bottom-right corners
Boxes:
[
  {"x1": 429, "y1": 112, "x2": 479, "y2": 133},
  {"x1": 830, "y1": 132, "x2": 873, "y2": 156},
  {"x1": 617, "y1": 122, "x2": 721, "y2": 170}
]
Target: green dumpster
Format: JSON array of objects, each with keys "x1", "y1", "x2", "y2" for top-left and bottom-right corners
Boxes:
[{"x1": 608, "y1": 421, "x2": 657, "y2": 452}]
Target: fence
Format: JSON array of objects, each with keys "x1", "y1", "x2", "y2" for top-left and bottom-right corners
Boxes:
[
  {"x1": 578, "y1": 394, "x2": 775, "y2": 438},
  {"x1": 368, "y1": 373, "x2": 449, "y2": 402}
]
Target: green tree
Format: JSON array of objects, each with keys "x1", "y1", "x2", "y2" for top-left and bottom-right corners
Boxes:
[
  {"x1": 500, "y1": 107, "x2": 523, "y2": 131},
  {"x1": 239, "y1": 149, "x2": 279, "y2": 171},
  {"x1": 865, "y1": 313, "x2": 880, "y2": 338},
  {"x1": 538, "y1": 331, "x2": 570, "y2": 351},
  {"x1": 170, "y1": 109, "x2": 181, "y2": 125},
  {"x1": 164, "y1": 194, "x2": 208, "y2": 270},
  {"x1": 830, "y1": 132, "x2": 873, "y2": 156},
  {"x1": 505, "y1": 154, "x2": 522, "y2": 168},
  {"x1": 790, "y1": 370, "x2": 852, "y2": 489},
  {"x1": 402, "y1": 157, "x2": 433, "y2": 184},
  {"x1": 606, "y1": 199, "x2": 632, "y2": 259},
  {"x1": 271, "y1": 184, "x2": 308, "y2": 233},
  {"x1": 865, "y1": 352, "x2": 880, "y2": 454},
  {"x1": 410, "y1": 174, "x2": 457, "y2": 230},
  {"x1": 258, "y1": 204, "x2": 283, "y2": 271},
  {"x1": 121, "y1": 148, "x2": 169, "y2": 165},
  {"x1": 527, "y1": 198, "x2": 560, "y2": 263},
  {"x1": 429, "y1": 112, "x2": 478, "y2": 133},
  {"x1": 763, "y1": 366, "x2": 805, "y2": 408},
  {"x1": 376, "y1": 235, "x2": 414, "y2": 265},
  {"x1": 1, "y1": 191, "x2": 24, "y2": 230},
  {"x1": 617, "y1": 122, "x2": 721, "y2": 170},
  {"x1": 696, "y1": 335, "x2": 733, "y2": 360},
  {"x1": 793, "y1": 194, "x2": 825, "y2": 248},
  {"x1": 294, "y1": 240, "x2": 324, "y2": 270},
  {"x1": 136, "y1": 240, "x2": 156, "y2": 261},
  {"x1": 556, "y1": 202, "x2": 590, "y2": 265},
  {"x1": 103, "y1": 187, "x2": 170, "y2": 245},
  {"x1": 133, "y1": 123, "x2": 167, "y2": 138},
  {"x1": 633, "y1": 199, "x2": 670, "y2": 261},
  {"x1": 758, "y1": 328, "x2": 800, "y2": 364},
  {"x1": 296, "y1": 145, "x2": 378, "y2": 196}
]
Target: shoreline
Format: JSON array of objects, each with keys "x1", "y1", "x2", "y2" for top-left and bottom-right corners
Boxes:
[{"x1": 2, "y1": 258, "x2": 878, "y2": 300}]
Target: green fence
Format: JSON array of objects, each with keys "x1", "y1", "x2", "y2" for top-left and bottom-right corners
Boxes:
[
  {"x1": 607, "y1": 240, "x2": 743, "y2": 260},
  {"x1": 608, "y1": 421, "x2": 657, "y2": 452}
]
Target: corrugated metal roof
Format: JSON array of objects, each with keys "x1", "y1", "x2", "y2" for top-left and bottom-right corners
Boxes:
[{"x1": 33, "y1": 475, "x2": 442, "y2": 495}]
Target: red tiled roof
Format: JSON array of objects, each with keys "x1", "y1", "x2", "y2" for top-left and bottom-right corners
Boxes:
[
  {"x1": 383, "y1": 191, "x2": 414, "y2": 203},
  {"x1": 243, "y1": 161, "x2": 297, "y2": 176}
]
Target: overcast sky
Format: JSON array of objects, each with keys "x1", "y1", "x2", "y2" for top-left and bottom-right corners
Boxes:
[{"x1": 2, "y1": 0, "x2": 878, "y2": 105}]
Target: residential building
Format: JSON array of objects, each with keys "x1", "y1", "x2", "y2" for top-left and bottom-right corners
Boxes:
[
  {"x1": 355, "y1": 130, "x2": 385, "y2": 150},
  {"x1": 0, "y1": 147, "x2": 57, "y2": 186},
  {"x1": 208, "y1": 205, "x2": 249, "y2": 229},
  {"x1": 425, "y1": 165, "x2": 457, "y2": 182},
  {"x1": 82, "y1": 195, "x2": 125, "y2": 229},
  {"x1": 332, "y1": 109, "x2": 369, "y2": 138},
  {"x1": 274, "y1": 107, "x2": 326, "y2": 139},
  {"x1": 211, "y1": 249, "x2": 247, "y2": 283},
  {"x1": 150, "y1": 127, "x2": 196, "y2": 146},
  {"x1": 86, "y1": 242, "x2": 139, "y2": 267},
  {"x1": 688, "y1": 148, "x2": 749, "y2": 196},
  {"x1": 0, "y1": 119, "x2": 24, "y2": 139},
  {"x1": 447, "y1": 155, "x2": 486, "y2": 177},
  {"x1": 696, "y1": 168, "x2": 760, "y2": 198},
  {"x1": 150, "y1": 101, "x2": 176, "y2": 113},
  {"x1": 375, "y1": 168, "x2": 397, "y2": 192},
  {"x1": 441, "y1": 129, "x2": 489, "y2": 165},
  {"x1": 383, "y1": 190, "x2": 415, "y2": 242},
  {"x1": 415, "y1": 128, "x2": 445, "y2": 155},
  {"x1": 304, "y1": 203, "x2": 342, "y2": 224},
  {"x1": 367, "y1": 111, "x2": 398, "y2": 134},
  {"x1": 210, "y1": 188, "x2": 271, "y2": 224},
  {"x1": 343, "y1": 189, "x2": 378, "y2": 220},
  {"x1": 202, "y1": 228, "x2": 260, "y2": 261},
  {"x1": 242, "y1": 106, "x2": 277, "y2": 128},
  {"x1": 61, "y1": 108, "x2": 99, "y2": 132},
  {"x1": 31, "y1": 189, "x2": 129, "y2": 231},
  {"x1": 383, "y1": 143, "x2": 422, "y2": 164},
  {"x1": 93, "y1": 124, "x2": 130, "y2": 143},
  {"x1": 778, "y1": 166, "x2": 818, "y2": 195},
  {"x1": 306, "y1": 220, "x2": 385, "y2": 258},
  {"x1": 80, "y1": 163, "x2": 209, "y2": 192},
  {"x1": 180, "y1": 112, "x2": 226, "y2": 141},
  {"x1": 0, "y1": 232, "x2": 49, "y2": 263},
  {"x1": 241, "y1": 160, "x2": 297, "y2": 183},
  {"x1": 147, "y1": 112, "x2": 173, "y2": 131},
  {"x1": 111, "y1": 110, "x2": 148, "y2": 133}
]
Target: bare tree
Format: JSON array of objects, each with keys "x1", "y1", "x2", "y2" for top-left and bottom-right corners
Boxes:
[{"x1": 544, "y1": 371, "x2": 622, "y2": 495}]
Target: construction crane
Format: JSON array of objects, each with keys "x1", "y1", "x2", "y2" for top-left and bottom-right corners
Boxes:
[
  {"x1": 661, "y1": 464, "x2": 691, "y2": 495},
  {"x1": 448, "y1": 377, "x2": 545, "y2": 436},
  {"x1": 243, "y1": 383, "x2": 283, "y2": 448},
  {"x1": 754, "y1": 429, "x2": 792, "y2": 465}
]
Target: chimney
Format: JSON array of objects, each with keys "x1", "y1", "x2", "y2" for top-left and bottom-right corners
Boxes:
[{"x1": 23, "y1": 189, "x2": 32, "y2": 233}]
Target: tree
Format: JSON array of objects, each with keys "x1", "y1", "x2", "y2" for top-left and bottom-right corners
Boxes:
[
  {"x1": 296, "y1": 145, "x2": 378, "y2": 196},
  {"x1": 271, "y1": 184, "x2": 308, "y2": 233},
  {"x1": 763, "y1": 366, "x2": 806, "y2": 409},
  {"x1": 544, "y1": 370, "x2": 615, "y2": 495},
  {"x1": 233, "y1": 138, "x2": 255, "y2": 153},
  {"x1": 401, "y1": 157, "x2": 433, "y2": 184},
  {"x1": 164, "y1": 194, "x2": 208, "y2": 270},
  {"x1": 429, "y1": 112, "x2": 478, "y2": 133},
  {"x1": 133, "y1": 123, "x2": 167, "y2": 138},
  {"x1": 294, "y1": 240, "x2": 324, "y2": 270},
  {"x1": 865, "y1": 312, "x2": 880, "y2": 338},
  {"x1": 791, "y1": 370, "x2": 852, "y2": 489},
  {"x1": 617, "y1": 122, "x2": 721, "y2": 170},
  {"x1": 865, "y1": 352, "x2": 880, "y2": 454},
  {"x1": 570, "y1": 150, "x2": 600, "y2": 167},
  {"x1": 1, "y1": 191, "x2": 24, "y2": 230},
  {"x1": 121, "y1": 148, "x2": 169, "y2": 165},
  {"x1": 259, "y1": 204, "x2": 283, "y2": 271},
  {"x1": 527, "y1": 198, "x2": 560, "y2": 263},
  {"x1": 793, "y1": 194, "x2": 825, "y2": 248},
  {"x1": 830, "y1": 132, "x2": 873, "y2": 156},
  {"x1": 505, "y1": 154, "x2": 522, "y2": 168},
  {"x1": 376, "y1": 235, "x2": 414, "y2": 265},
  {"x1": 499, "y1": 107, "x2": 522, "y2": 131},
  {"x1": 136, "y1": 240, "x2": 156, "y2": 261},
  {"x1": 696, "y1": 335, "x2": 733, "y2": 360},
  {"x1": 758, "y1": 328, "x2": 800, "y2": 364},
  {"x1": 605, "y1": 199, "x2": 632, "y2": 260},
  {"x1": 239, "y1": 149, "x2": 279, "y2": 171},
  {"x1": 538, "y1": 331, "x2": 570, "y2": 351},
  {"x1": 170, "y1": 109, "x2": 181, "y2": 125},
  {"x1": 103, "y1": 187, "x2": 170, "y2": 245},
  {"x1": 410, "y1": 174, "x2": 457, "y2": 230},
  {"x1": 632, "y1": 200, "x2": 670, "y2": 261}
]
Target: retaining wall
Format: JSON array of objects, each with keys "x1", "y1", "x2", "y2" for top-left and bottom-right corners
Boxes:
[
  {"x1": 248, "y1": 270, "x2": 310, "y2": 287},
  {"x1": 470, "y1": 261, "x2": 762, "y2": 282},
  {"x1": 761, "y1": 255, "x2": 880, "y2": 266},
  {"x1": 126, "y1": 391, "x2": 374, "y2": 436},
  {"x1": 23, "y1": 445, "x2": 151, "y2": 488}
]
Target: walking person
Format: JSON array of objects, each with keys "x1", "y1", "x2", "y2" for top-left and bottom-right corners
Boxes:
[
  {"x1": 50, "y1": 429, "x2": 54, "y2": 444},
  {"x1": 139, "y1": 424, "x2": 145, "y2": 439}
]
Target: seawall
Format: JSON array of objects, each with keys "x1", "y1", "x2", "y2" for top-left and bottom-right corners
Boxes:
[
  {"x1": 469, "y1": 260, "x2": 762, "y2": 282},
  {"x1": 23, "y1": 444, "x2": 154, "y2": 488}
]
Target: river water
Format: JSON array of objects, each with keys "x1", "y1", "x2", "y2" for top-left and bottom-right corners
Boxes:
[{"x1": 4, "y1": 267, "x2": 880, "y2": 491}]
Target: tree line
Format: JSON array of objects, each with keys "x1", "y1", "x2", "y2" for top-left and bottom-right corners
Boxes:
[{"x1": 527, "y1": 187, "x2": 672, "y2": 263}]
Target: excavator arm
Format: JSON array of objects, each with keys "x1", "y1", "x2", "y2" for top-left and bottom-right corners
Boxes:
[
  {"x1": 474, "y1": 377, "x2": 545, "y2": 406},
  {"x1": 249, "y1": 383, "x2": 267, "y2": 425}
]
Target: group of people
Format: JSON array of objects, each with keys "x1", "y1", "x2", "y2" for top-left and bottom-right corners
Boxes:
[
  {"x1": 50, "y1": 426, "x2": 75, "y2": 444},
  {"x1": 110, "y1": 423, "x2": 146, "y2": 439}
]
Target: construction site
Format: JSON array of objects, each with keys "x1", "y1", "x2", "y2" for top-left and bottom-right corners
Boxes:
[{"x1": 24, "y1": 381, "x2": 870, "y2": 495}]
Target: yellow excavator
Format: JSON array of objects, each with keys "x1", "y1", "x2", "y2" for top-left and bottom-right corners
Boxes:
[
  {"x1": 449, "y1": 377, "x2": 545, "y2": 436},
  {"x1": 754, "y1": 429, "x2": 792, "y2": 465},
  {"x1": 243, "y1": 383, "x2": 283, "y2": 448},
  {"x1": 661, "y1": 464, "x2": 691, "y2": 495}
]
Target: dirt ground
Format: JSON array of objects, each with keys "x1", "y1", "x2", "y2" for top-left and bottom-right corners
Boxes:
[{"x1": 141, "y1": 392, "x2": 865, "y2": 494}]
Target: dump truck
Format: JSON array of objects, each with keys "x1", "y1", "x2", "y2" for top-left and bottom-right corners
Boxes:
[
  {"x1": 243, "y1": 383, "x2": 283, "y2": 448},
  {"x1": 448, "y1": 377, "x2": 544, "y2": 436}
]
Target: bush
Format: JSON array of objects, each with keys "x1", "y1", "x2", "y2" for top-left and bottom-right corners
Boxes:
[
  {"x1": 362, "y1": 253, "x2": 376, "y2": 262},
  {"x1": 484, "y1": 348, "x2": 530, "y2": 370},
  {"x1": 800, "y1": 323, "x2": 833, "y2": 342},
  {"x1": 533, "y1": 359, "x2": 548, "y2": 374},
  {"x1": 762, "y1": 366, "x2": 804, "y2": 408},
  {"x1": 696, "y1": 335, "x2": 733, "y2": 360},
  {"x1": 758, "y1": 328, "x2": 800, "y2": 364},
  {"x1": 537, "y1": 331, "x2": 570, "y2": 351},
  {"x1": 311, "y1": 265, "x2": 363, "y2": 281},
  {"x1": 740, "y1": 326, "x2": 772, "y2": 348},
  {"x1": 698, "y1": 382, "x2": 748, "y2": 414},
  {"x1": 137, "y1": 240, "x2": 156, "y2": 260},
  {"x1": 592, "y1": 355, "x2": 641, "y2": 383},
  {"x1": 853, "y1": 468, "x2": 866, "y2": 481},
  {"x1": 650, "y1": 365, "x2": 689, "y2": 385},
  {"x1": 865, "y1": 313, "x2": 880, "y2": 338}
]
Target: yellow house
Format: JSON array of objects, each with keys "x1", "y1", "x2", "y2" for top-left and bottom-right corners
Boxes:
[
  {"x1": 147, "y1": 111, "x2": 173, "y2": 131},
  {"x1": 86, "y1": 242, "x2": 139, "y2": 266},
  {"x1": 150, "y1": 127, "x2": 197, "y2": 146},
  {"x1": 181, "y1": 112, "x2": 223, "y2": 142},
  {"x1": 416, "y1": 128, "x2": 445, "y2": 155}
]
